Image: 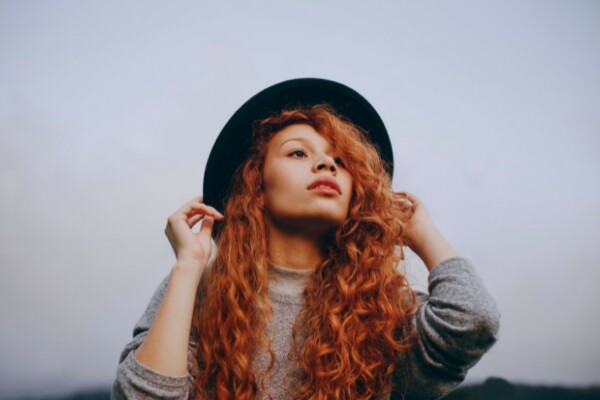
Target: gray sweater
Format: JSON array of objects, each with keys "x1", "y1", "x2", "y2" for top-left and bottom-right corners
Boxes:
[{"x1": 112, "y1": 257, "x2": 500, "y2": 399}]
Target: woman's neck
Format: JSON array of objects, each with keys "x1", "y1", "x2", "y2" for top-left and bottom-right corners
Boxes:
[{"x1": 267, "y1": 224, "x2": 324, "y2": 270}]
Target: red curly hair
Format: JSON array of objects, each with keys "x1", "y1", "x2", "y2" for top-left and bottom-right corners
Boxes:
[{"x1": 191, "y1": 104, "x2": 417, "y2": 399}]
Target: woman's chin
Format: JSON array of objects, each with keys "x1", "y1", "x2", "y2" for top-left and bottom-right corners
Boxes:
[{"x1": 269, "y1": 213, "x2": 346, "y2": 235}]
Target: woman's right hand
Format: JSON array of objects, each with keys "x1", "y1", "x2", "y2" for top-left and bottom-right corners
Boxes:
[
  {"x1": 134, "y1": 196, "x2": 223, "y2": 376},
  {"x1": 164, "y1": 196, "x2": 224, "y2": 275}
]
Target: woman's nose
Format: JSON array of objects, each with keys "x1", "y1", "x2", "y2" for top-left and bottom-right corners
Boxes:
[{"x1": 313, "y1": 155, "x2": 337, "y2": 174}]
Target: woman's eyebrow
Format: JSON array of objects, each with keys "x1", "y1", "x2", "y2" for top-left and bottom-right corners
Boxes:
[
  {"x1": 279, "y1": 137, "x2": 310, "y2": 149},
  {"x1": 279, "y1": 137, "x2": 334, "y2": 153}
]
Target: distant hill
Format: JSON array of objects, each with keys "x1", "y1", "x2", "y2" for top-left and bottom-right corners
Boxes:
[
  {"x1": 7, "y1": 378, "x2": 600, "y2": 399},
  {"x1": 443, "y1": 377, "x2": 600, "y2": 400}
]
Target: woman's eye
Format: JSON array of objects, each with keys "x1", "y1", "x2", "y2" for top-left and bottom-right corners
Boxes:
[
  {"x1": 334, "y1": 157, "x2": 345, "y2": 167},
  {"x1": 289, "y1": 150, "x2": 306, "y2": 158}
]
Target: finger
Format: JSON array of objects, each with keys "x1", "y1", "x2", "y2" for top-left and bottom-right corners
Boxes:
[
  {"x1": 174, "y1": 196, "x2": 206, "y2": 215},
  {"x1": 403, "y1": 192, "x2": 419, "y2": 203},
  {"x1": 395, "y1": 194, "x2": 413, "y2": 209},
  {"x1": 170, "y1": 198, "x2": 223, "y2": 229},
  {"x1": 186, "y1": 196, "x2": 204, "y2": 206},
  {"x1": 167, "y1": 204, "x2": 206, "y2": 230},
  {"x1": 186, "y1": 196, "x2": 222, "y2": 214},
  {"x1": 182, "y1": 204, "x2": 219, "y2": 220},
  {"x1": 196, "y1": 215, "x2": 215, "y2": 239},
  {"x1": 205, "y1": 205, "x2": 224, "y2": 218},
  {"x1": 188, "y1": 208, "x2": 224, "y2": 222},
  {"x1": 189, "y1": 203, "x2": 224, "y2": 218},
  {"x1": 396, "y1": 192, "x2": 419, "y2": 208},
  {"x1": 187, "y1": 213, "x2": 204, "y2": 227},
  {"x1": 187, "y1": 195, "x2": 203, "y2": 204}
]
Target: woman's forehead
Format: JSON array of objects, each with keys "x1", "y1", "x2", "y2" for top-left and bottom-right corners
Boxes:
[{"x1": 268, "y1": 123, "x2": 335, "y2": 149}]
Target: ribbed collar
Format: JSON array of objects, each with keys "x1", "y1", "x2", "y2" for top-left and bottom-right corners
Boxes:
[{"x1": 268, "y1": 262, "x2": 315, "y2": 305}]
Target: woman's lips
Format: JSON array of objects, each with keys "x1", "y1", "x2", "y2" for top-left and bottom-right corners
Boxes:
[
  {"x1": 307, "y1": 178, "x2": 341, "y2": 194},
  {"x1": 310, "y1": 186, "x2": 339, "y2": 195}
]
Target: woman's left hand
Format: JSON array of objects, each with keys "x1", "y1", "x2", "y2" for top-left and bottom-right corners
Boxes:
[
  {"x1": 394, "y1": 192, "x2": 459, "y2": 270},
  {"x1": 394, "y1": 192, "x2": 435, "y2": 253}
]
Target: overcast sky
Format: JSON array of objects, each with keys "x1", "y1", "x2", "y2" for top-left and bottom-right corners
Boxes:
[{"x1": 1, "y1": 1, "x2": 599, "y2": 398}]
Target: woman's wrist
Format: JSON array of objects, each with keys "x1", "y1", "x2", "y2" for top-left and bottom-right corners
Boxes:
[
  {"x1": 171, "y1": 259, "x2": 206, "y2": 286},
  {"x1": 135, "y1": 260, "x2": 203, "y2": 377}
]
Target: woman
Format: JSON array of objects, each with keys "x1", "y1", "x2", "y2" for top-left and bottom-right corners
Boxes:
[{"x1": 112, "y1": 78, "x2": 500, "y2": 400}]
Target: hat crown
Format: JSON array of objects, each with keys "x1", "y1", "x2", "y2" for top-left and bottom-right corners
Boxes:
[{"x1": 203, "y1": 78, "x2": 393, "y2": 232}]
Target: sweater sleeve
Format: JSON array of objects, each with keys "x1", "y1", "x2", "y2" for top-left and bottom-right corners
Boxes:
[
  {"x1": 393, "y1": 256, "x2": 501, "y2": 400},
  {"x1": 111, "y1": 274, "x2": 199, "y2": 400}
]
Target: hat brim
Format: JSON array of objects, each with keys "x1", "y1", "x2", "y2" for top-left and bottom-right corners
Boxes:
[{"x1": 203, "y1": 77, "x2": 392, "y2": 216}]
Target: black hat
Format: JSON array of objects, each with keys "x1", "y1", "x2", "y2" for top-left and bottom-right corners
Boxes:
[{"x1": 203, "y1": 78, "x2": 393, "y2": 214}]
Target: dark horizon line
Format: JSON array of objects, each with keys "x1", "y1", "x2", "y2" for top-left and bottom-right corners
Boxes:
[{"x1": 4, "y1": 377, "x2": 600, "y2": 400}]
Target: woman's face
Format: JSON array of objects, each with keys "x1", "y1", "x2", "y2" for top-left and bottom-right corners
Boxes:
[{"x1": 262, "y1": 124, "x2": 353, "y2": 234}]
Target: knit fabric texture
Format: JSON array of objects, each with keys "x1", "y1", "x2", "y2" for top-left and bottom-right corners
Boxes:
[{"x1": 112, "y1": 257, "x2": 500, "y2": 400}]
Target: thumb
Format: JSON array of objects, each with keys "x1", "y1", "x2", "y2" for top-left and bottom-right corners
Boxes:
[{"x1": 196, "y1": 216, "x2": 215, "y2": 238}]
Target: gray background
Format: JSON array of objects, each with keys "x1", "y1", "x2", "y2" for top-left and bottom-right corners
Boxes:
[{"x1": 1, "y1": 0, "x2": 598, "y2": 398}]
